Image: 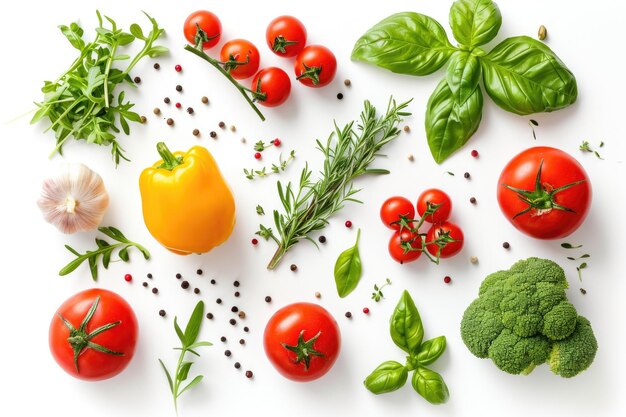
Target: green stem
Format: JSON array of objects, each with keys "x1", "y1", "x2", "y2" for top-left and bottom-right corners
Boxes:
[
  {"x1": 156, "y1": 142, "x2": 183, "y2": 170},
  {"x1": 103, "y1": 42, "x2": 119, "y2": 108},
  {"x1": 172, "y1": 347, "x2": 186, "y2": 415},
  {"x1": 267, "y1": 244, "x2": 288, "y2": 270},
  {"x1": 184, "y1": 44, "x2": 265, "y2": 121}
]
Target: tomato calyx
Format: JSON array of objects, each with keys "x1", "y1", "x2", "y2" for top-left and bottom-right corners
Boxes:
[
  {"x1": 502, "y1": 159, "x2": 586, "y2": 219},
  {"x1": 193, "y1": 23, "x2": 219, "y2": 50},
  {"x1": 221, "y1": 53, "x2": 251, "y2": 73},
  {"x1": 272, "y1": 35, "x2": 299, "y2": 54},
  {"x1": 295, "y1": 63, "x2": 322, "y2": 85},
  {"x1": 57, "y1": 296, "x2": 124, "y2": 373},
  {"x1": 281, "y1": 330, "x2": 324, "y2": 370},
  {"x1": 251, "y1": 76, "x2": 268, "y2": 102}
]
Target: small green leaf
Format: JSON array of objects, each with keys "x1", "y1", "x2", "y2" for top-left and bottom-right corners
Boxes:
[
  {"x1": 364, "y1": 361, "x2": 408, "y2": 394},
  {"x1": 416, "y1": 336, "x2": 447, "y2": 366},
  {"x1": 177, "y1": 375, "x2": 203, "y2": 398},
  {"x1": 390, "y1": 290, "x2": 423, "y2": 354},
  {"x1": 118, "y1": 247, "x2": 129, "y2": 262},
  {"x1": 147, "y1": 45, "x2": 169, "y2": 58},
  {"x1": 256, "y1": 205, "x2": 265, "y2": 215},
  {"x1": 187, "y1": 341, "x2": 213, "y2": 350},
  {"x1": 561, "y1": 242, "x2": 582, "y2": 249},
  {"x1": 334, "y1": 229, "x2": 363, "y2": 298},
  {"x1": 183, "y1": 301, "x2": 205, "y2": 347},
  {"x1": 158, "y1": 359, "x2": 174, "y2": 394},
  {"x1": 173, "y1": 317, "x2": 185, "y2": 344},
  {"x1": 411, "y1": 367, "x2": 449, "y2": 404},
  {"x1": 88, "y1": 254, "x2": 98, "y2": 281},
  {"x1": 177, "y1": 361, "x2": 193, "y2": 382}
]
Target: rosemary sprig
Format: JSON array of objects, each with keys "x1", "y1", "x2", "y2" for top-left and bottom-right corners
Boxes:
[
  {"x1": 244, "y1": 150, "x2": 296, "y2": 180},
  {"x1": 258, "y1": 98, "x2": 411, "y2": 269},
  {"x1": 59, "y1": 226, "x2": 151, "y2": 281}
]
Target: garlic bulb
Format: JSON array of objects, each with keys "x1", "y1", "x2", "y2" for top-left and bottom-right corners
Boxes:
[{"x1": 37, "y1": 163, "x2": 110, "y2": 234}]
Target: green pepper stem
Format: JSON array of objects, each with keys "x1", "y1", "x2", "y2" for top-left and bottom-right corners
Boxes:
[{"x1": 156, "y1": 142, "x2": 183, "y2": 170}]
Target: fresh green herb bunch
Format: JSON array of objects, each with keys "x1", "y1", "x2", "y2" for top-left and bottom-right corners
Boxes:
[
  {"x1": 352, "y1": 0, "x2": 577, "y2": 163},
  {"x1": 257, "y1": 98, "x2": 411, "y2": 270},
  {"x1": 31, "y1": 11, "x2": 168, "y2": 165}
]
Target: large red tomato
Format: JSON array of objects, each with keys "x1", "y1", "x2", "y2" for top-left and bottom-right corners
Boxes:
[
  {"x1": 264, "y1": 303, "x2": 340, "y2": 382},
  {"x1": 49, "y1": 289, "x2": 138, "y2": 381},
  {"x1": 497, "y1": 147, "x2": 591, "y2": 239}
]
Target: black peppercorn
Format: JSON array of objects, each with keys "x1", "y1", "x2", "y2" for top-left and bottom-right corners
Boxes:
[
  {"x1": 229, "y1": 319, "x2": 237, "y2": 325},
  {"x1": 216, "y1": 298, "x2": 222, "y2": 304},
  {"x1": 345, "y1": 311, "x2": 352, "y2": 318},
  {"x1": 142, "y1": 282, "x2": 148, "y2": 287},
  {"x1": 152, "y1": 288, "x2": 159, "y2": 294},
  {"x1": 134, "y1": 76, "x2": 141, "y2": 84},
  {"x1": 210, "y1": 279, "x2": 216, "y2": 284},
  {"x1": 337, "y1": 93, "x2": 343, "y2": 100},
  {"x1": 192, "y1": 129, "x2": 200, "y2": 136},
  {"x1": 176, "y1": 273, "x2": 182, "y2": 279},
  {"x1": 164, "y1": 97, "x2": 170, "y2": 104},
  {"x1": 234, "y1": 291, "x2": 240, "y2": 297},
  {"x1": 153, "y1": 63, "x2": 160, "y2": 69},
  {"x1": 206, "y1": 313, "x2": 214, "y2": 319},
  {"x1": 503, "y1": 242, "x2": 510, "y2": 249},
  {"x1": 187, "y1": 107, "x2": 194, "y2": 114},
  {"x1": 176, "y1": 85, "x2": 183, "y2": 92},
  {"x1": 239, "y1": 339, "x2": 245, "y2": 345},
  {"x1": 290, "y1": 264, "x2": 298, "y2": 272},
  {"x1": 194, "y1": 288, "x2": 200, "y2": 294},
  {"x1": 210, "y1": 131, "x2": 217, "y2": 138},
  {"x1": 220, "y1": 336, "x2": 227, "y2": 342},
  {"x1": 231, "y1": 306, "x2": 239, "y2": 313},
  {"x1": 218, "y1": 121, "x2": 225, "y2": 128},
  {"x1": 233, "y1": 281, "x2": 240, "y2": 287},
  {"x1": 181, "y1": 281, "x2": 190, "y2": 289},
  {"x1": 265, "y1": 296, "x2": 272, "y2": 303},
  {"x1": 159, "y1": 309, "x2": 166, "y2": 317},
  {"x1": 147, "y1": 273, "x2": 153, "y2": 279},
  {"x1": 318, "y1": 236, "x2": 326, "y2": 243},
  {"x1": 197, "y1": 269, "x2": 203, "y2": 275},
  {"x1": 166, "y1": 118, "x2": 174, "y2": 126},
  {"x1": 245, "y1": 370, "x2": 253, "y2": 378},
  {"x1": 243, "y1": 326, "x2": 249, "y2": 332},
  {"x1": 464, "y1": 172, "x2": 470, "y2": 179},
  {"x1": 234, "y1": 362, "x2": 241, "y2": 369},
  {"x1": 225, "y1": 350, "x2": 231, "y2": 357},
  {"x1": 470, "y1": 197, "x2": 477, "y2": 204}
]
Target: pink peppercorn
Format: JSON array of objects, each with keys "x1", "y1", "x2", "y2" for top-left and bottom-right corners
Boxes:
[
  {"x1": 124, "y1": 274, "x2": 132, "y2": 282},
  {"x1": 471, "y1": 149, "x2": 479, "y2": 158},
  {"x1": 254, "y1": 152, "x2": 262, "y2": 160},
  {"x1": 175, "y1": 64, "x2": 182, "y2": 72},
  {"x1": 252, "y1": 238, "x2": 259, "y2": 245},
  {"x1": 363, "y1": 307, "x2": 370, "y2": 314},
  {"x1": 444, "y1": 276, "x2": 452, "y2": 284},
  {"x1": 345, "y1": 220, "x2": 352, "y2": 228}
]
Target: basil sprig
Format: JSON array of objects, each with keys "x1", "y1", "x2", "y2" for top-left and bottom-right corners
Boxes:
[
  {"x1": 352, "y1": 0, "x2": 577, "y2": 163},
  {"x1": 364, "y1": 290, "x2": 449, "y2": 404}
]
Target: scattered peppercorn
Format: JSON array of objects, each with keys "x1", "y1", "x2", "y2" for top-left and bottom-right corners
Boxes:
[
  {"x1": 164, "y1": 97, "x2": 170, "y2": 104},
  {"x1": 503, "y1": 242, "x2": 510, "y2": 249},
  {"x1": 251, "y1": 238, "x2": 258, "y2": 245},
  {"x1": 220, "y1": 336, "x2": 227, "y2": 342},
  {"x1": 230, "y1": 125, "x2": 236, "y2": 132},
  {"x1": 218, "y1": 121, "x2": 226, "y2": 129},
  {"x1": 229, "y1": 319, "x2": 237, "y2": 326},
  {"x1": 238, "y1": 311, "x2": 246, "y2": 319},
  {"x1": 337, "y1": 93, "x2": 343, "y2": 100},
  {"x1": 245, "y1": 370, "x2": 253, "y2": 379},
  {"x1": 580, "y1": 288, "x2": 587, "y2": 295},
  {"x1": 152, "y1": 287, "x2": 159, "y2": 294},
  {"x1": 181, "y1": 281, "x2": 190, "y2": 289},
  {"x1": 345, "y1": 220, "x2": 353, "y2": 228},
  {"x1": 234, "y1": 291, "x2": 240, "y2": 297},
  {"x1": 210, "y1": 131, "x2": 217, "y2": 138},
  {"x1": 124, "y1": 274, "x2": 132, "y2": 282},
  {"x1": 239, "y1": 339, "x2": 245, "y2": 345},
  {"x1": 273, "y1": 138, "x2": 281, "y2": 146},
  {"x1": 166, "y1": 118, "x2": 174, "y2": 126},
  {"x1": 471, "y1": 149, "x2": 479, "y2": 158},
  {"x1": 187, "y1": 107, "x2": 194, "y2": 114},
  {"x1": 210, "y1": 279, "x2": 216, "y2": 284},
  {"x1": 201, "y1": 96, "x2": 209, "y2": 104},
  {"x1": 206, "y1": 313, "x2": 214, "y2": 319},
  {"x1": 194, "y1": 288, "x2": 200, "y2": 294},
  {"x1": 403, "y1": 125, "x2": 410, "y2": 133},
  {"x1": 344, "y1": 79, "x2": 351, "y2": 86},
  {"x1": 231, "y1": 306, "x2": 239, "y2": 313},
  {"x1": 176, "y1": 273, "x2": 182, "y2": 279},
  {"x1": 408, "y1": 154, "x2": 415, "y2": 161},
  {"x1": 176, "y1": 84, "x2": 183, "y2": 92},
  {"x1": 444, "y1": 276, "x2": 452, "y2": 284},
  {"x1": 175, "y1": 102, "x2": 182, "y2": 109},
  {"x1": 233, "y1": 281, "x2": 240, "y2": 287},
  {"x1": 464, "y1": 172, "x2": 470, "y2": 179},
  {"x1": 224, "y1": 350, "x2": 231, "y2": 357},
  {"x1": 216, "y1": 298, "x2": 222, "y2": 304},
  {"x1": 345, "y1": 311, "x2": 352, "y2": 318},
  {"x1": 140, "y1": 115, "x2": 147, "y2": 123},
  {"x1": 254, "y1": 152, "x2": 262, "y2": 160},
  {"x1": 470, "y1": 256, "x2": 479, "y2": 264},
  {"x1": 470, "y1": 197, "x2": 477, "y2": 204},
  {"x1": 290, "y1": 264, "x2": 298, "y2": 272},
  {"x1": 196, "y1": 269, "x2": 203, "y2": 275},
  {"x1": 192, "y1": 129, "x2": 200, "y2": 136},
  {"x1": 318, "y1": 235, "x2": 326, "y2": 243},
  {"x1": 241, "y1": 137, "x2": 246, "y2": 143},
  {"x1": 315, "y1": 291, "x2": 321, "y2": 298},
  {"x1": 243, "y1": 326, "x2": 249, "y2": 332},
  {"x1": 142, "y1": 282, "x2": 148, "y2": 287},
  {"x1": 265, "y1": 296, "x2": 272, "y2": 303},
  {"x1": 363, "y1": 307, "x2": 370, "y2": 314},
  {"x1": 153, "y1": 108, "x2": 160, "y2": 115},
  {"x1": 153, "y1": 63, "x2": 160, "y2": 70},
  {"x1": 147, "y1": 273, "x2": 153, "y2": 279},
  {"x1": 234, "y1": 362, "x2": 241, "y2": 369},
  {"x1": 175, "y1": 64, "x2": 182, "y2": 72},
  {"x1": 159, "y1": 309, "x2": 166, "y2": 317},
  {"x1": 134, "y1": 76, "x2": 141, "y2": 84}
]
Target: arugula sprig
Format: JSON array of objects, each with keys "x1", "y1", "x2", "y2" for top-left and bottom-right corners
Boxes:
[
  {"x1": 59, "y1": 226, "x2": 150, "y2": 281},
  {"x1": 159, "y1": 301, "x2": 211, "y2": 415},
  {"x1": 31, "y1": 11, "x2": 168, "y2": 165}
]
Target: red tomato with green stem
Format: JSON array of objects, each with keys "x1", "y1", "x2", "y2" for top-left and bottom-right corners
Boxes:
[
  {"x1": 417, "y1": 189, "x2": 452, "y2": 223},
  {"x1": 220, "y1": 39, "x2": 260, "y2": 80},
  {"x1": 497, "y1": 147, "x2": 591, "y2": 239},
  {"x1": 251, "y1": 67, "x2": 291, "y2": 107},
  {"x1": 425, "y1": 221, "x2": 464, "y2": 259},
  {"x1": 183, "y1": 11, "x2": 221, "y2": 49},
  {"x1": 380, "y1": 196, "x2": 415, "y2": 230},
  {"x1": 266, "y1": 15, "x2": 307, "y2": 57},
  {"x1": 294, "y1": 45, "x2": 337, "y2": 88},
  {"x1": 389, "y1": 229, "x2": 422, "y2": 264},
  {"x1": 264, "y1": 303, "x2": 340, "y2": 382},
  {"x1": 49, "y1": 289, "x2": 138, "y2": 381}
]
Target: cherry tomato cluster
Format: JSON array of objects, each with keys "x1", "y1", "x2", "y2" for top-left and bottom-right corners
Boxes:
[
  {"x1": 183, "y1": 12, "x2": 337, "y2": 109},
  {"x1": 380, "y1": 189, "x2": 464, "y2": 264}
]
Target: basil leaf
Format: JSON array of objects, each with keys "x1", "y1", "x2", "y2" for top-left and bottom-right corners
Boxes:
[
  {"x1": 183, "y1": 301, "x2": 205, "y2": 347},
  {"x1": 352, "y1": 12, "x2": 455, "y2": 76},
  {"x1": 446, "y1": 51, "x2": 481, "y2": 104},
  {"x1": 334, "y1": 229, "x2": 363, "y2": 298},
  {"x1": 390, "y1": 290, "x2": 424, "y2": 354},
  {"x1": 364, "y1": 361, "x2": 408, "y2": 394},
  {"x1": 449, "y1": 0, "x2": 502, "y2": 47},
  {"x1": 416, "y1": 336, "x2": 447, "y2": 366},
  {"x1": 481, "y1": 36, "x2": 578, "y2": 115},
  {"x1": 426, "y1": 77, "x2": 483, "y2": 163},
  {"x1": 412, "y1": 367, "x2": 450, "y2": 404}
]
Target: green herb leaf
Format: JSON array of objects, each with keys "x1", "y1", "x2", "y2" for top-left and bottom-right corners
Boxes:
[
  {"x1": 416, "y1": 336, "x2": 447, "y2": 366},
  {"x1": 561, "y1": 242, "x2": 582, "y2": 249},
  {"x1": 449, "y1": 0, "x2": 502, "y2": 48},
  {"x1": 363, "y1": 361, "x2": 408, "y2": 394},
  {"x1": 158, "y1": 359, "x2": 174, "y2": 394},
  {"x1": 351, "y1": 12, "x2": 455, "y2": 76},
  {"x1": 426, "y1": 77, "x2": 483, "y2": 163},
  {"x1": 256, "y1": 205, "x2": 265, "y2": 215},
  {"x1": 334, "y1": 229, "x2": 363, "y2": 298},
  {"x1": 183, "y1": 301, "x2": 205, "y2": 347},
  {"x1": 390, "y1": 290, "x2": 424, "y2": 354},
  {"x1": 481, "y1": 36, "x2": 578, "y2": 115},
  {"x1": 177, "y1": 375, "x2": 203, "y2": 398},
  {"x1": 177, "y1": 362, "x2": 193, "y2": 382},
  {"x1": 446, "y1": 51, "x2": 481, "y2": 104},
  {"x1": 411, "y1": 367, "x2": 450, "y2": 404}
]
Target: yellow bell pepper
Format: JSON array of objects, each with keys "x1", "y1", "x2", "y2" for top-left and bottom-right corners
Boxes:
[{"x1": 139, "y1": 142, "x2": 236, "y2": 255}]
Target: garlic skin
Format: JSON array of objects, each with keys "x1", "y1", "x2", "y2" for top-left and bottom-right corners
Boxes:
[{"x1": 37, "y1": 163, "x2": 110, "y2": 234}]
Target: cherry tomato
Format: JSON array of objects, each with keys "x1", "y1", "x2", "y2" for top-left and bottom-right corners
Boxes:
[
  {"x1": 220, "y1": 39, "x2": 260, "y2": 80},
  {"x1": 184, "y1": 10, "x2": 221, "y2": 49},
  {"x1": 388, "y1": 229, "x2": 422, "y2": 264},
  {"x1": 49, "y1": 289, "x2": 138, "y2": 381},
  {"x1": 497, "y1": 146, "x2": 591, "y2": 239},
  {"x1": 252, "y1": 67, "x2": 291, "y2": 107},
  {"x1": 266, "y1": 16, "x2": 307, "y2": 57},
  {"x1": 264, "y1": 302, "x2": 340, "y2": 382},
  {"x1": 294, "y1": 45, "x2": 337, "y2": 88},
  {"x1": 416, "y1": 189, "x2": 452, "y2": 223},
  {"x1": 380, "y1": 196, "x2": 415, "y2": 230},
  {"x1": 426, "y1": 221, "x2": 464, "y2": 258}
]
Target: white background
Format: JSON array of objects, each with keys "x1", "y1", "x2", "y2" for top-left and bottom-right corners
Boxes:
[{"x1": 1, "y1": 0, "x2": 624, "y2": 416}]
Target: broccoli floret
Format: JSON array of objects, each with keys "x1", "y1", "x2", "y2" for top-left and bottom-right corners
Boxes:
[
  {"x1": 460, "y1": 257, "x2": 598, "y2": 378},
  {"x1": 549, "y1": 316, "x2": 598, "y2": 378}
]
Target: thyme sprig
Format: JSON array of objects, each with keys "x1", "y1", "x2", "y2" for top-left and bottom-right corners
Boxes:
[
  {"x1": 244, "y1": 150, "x2": 296, "y2": 180},
  {"x1": 258, "y1": 98, "x2": 411, "y2": 269}
]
